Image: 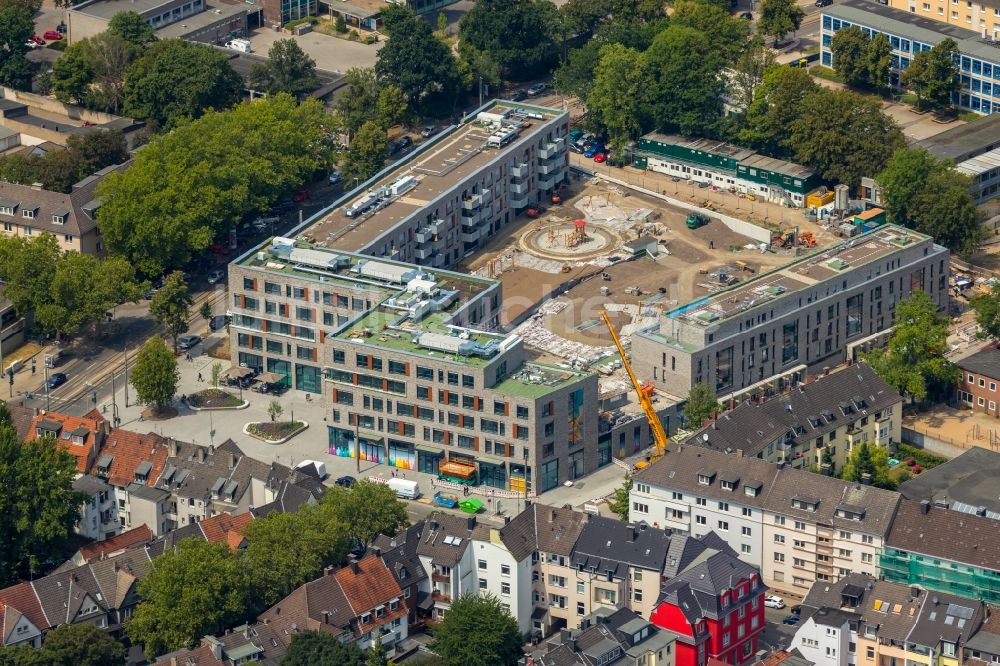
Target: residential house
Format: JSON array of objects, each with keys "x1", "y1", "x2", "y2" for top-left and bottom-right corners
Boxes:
[
  {"x1": 373, "y1": 523, "x2": 430, "y2": 627},
  {"x1": 880, "y1": 500, "x2": 1000, "y2": 605},
  {"x1": 535, "y1": 607, "x2": 677, "y2": 666},
  {"x1": 966, "y1": 617, "x2": 1000, "y2": 666},
  {"x1": 31, "y1": 409, "x2": 106, "y2": 475},
  {"x1": 792, "y1": 607, "x2": 858, "y2": 666},
  {"x1": 152, "y1": 623, "x2": 287, "y2": 666},
  {"x1": 2, "y1": 402, "x2": 34, "y2": 443},
  {"x1": 631, "y1": 445, "x2": 900, "y2": 595},
  {"x1": 67, "y1": 524, "x2": 153, "y2": 568},
  {"x1": 73, "y1": 474, "x2": 115, "y2": 541},
  {"x1": 649, "y1": 545, "x2": 766, "y2": 666},
  {"x1": 258, "y1": 553, "x2": 409, "y2": 658},
  {"x1": 956, "y1": 349, "x2": 1000, "y2": 416},
  {"x1": 416, "y1": 514, "x2": 490, "y2": 620}
]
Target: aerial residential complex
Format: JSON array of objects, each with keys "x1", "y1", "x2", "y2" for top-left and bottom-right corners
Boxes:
[
  {"x1": 631, "y1": 225, "x2": 948, "y2": 400},
  {"x1": 632, "y1": 134, "x2": 822, "y2": 208},
  {"x1": 821, "y1": 0, "x2": 1000, "y2": 114},
  {"x1": 302, "y1": 100, "x2": 569, "y2": 269}
]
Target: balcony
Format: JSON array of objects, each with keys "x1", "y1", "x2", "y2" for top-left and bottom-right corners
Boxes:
[
  {"x1": 538, "y1": 141, "x2": 563, "y2": 160},
  {"x1": 510, "y1": 193, "x2": 529, "y2": 209},
  {"x1": 538, "y1": 161, "x2": 562, "y2": 175},
  {"x1": 462, "y1": 229, "x2": 481, "y2": 243},
  {"x1": 432, "y1": 590, "x2": 452, "y2": 602},
  {"x1": 511, "y1": 164, "x2": 529, "y2": 178},
  {"x1": 538, "y1": 174, "x2": 559, "y2": 191},
  {"x1": 510, "y1": 181, "x2": 529, "y2": 195},
  {"x1": 414, "y1": 247, "x2": 434, "y2": 260},
  {"x1": 463, "y1": 193, "x2": 483, "y2": 210},
  {"x1": 461, "y1": 208, "x2": 483, "y2": 225},
  {"x1": 415, "y1": 228, "x2": 435, "y2": 244}
]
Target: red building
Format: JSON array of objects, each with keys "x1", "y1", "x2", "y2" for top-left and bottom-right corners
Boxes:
[{"x1": 650, "y1": 549, "x2": 766, "y2": 666}]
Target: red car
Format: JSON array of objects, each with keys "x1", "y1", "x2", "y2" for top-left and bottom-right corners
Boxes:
[
  {"x1": 593, "y1": 152, "x2": 608, "y2": 163},
  {"x1": 31, "y1": 35, "x2": 45, "y2": 45},
  {"x1": 43, "y1": 30, "x2": 63, "y2": 40},
  {"x1": 291, "y1": 189, "x2": 310, "y2": 203}
]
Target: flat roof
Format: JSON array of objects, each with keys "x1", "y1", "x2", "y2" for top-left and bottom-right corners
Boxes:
[
  {"x1": 956, "y1": 146, "x2": 1000, "y2": 176},
  {"x1": 154, "y1": 3, "x2": 246, "y2": 38},
  {"x1": 493, "y1": 362, "x2": 591, "y2": 398},
  {"x1": 898, "y1": 447, "x2": 1000, "y2": 518},
  {"x1": 640, "y1": 133, "x2": 816, "y2": 179},
  {"x1": 916, "y1": 115, "x2": 1000, "y2": 162},
  {"x1": 71, "y1": 0, "x2": 176, "y2": 19},
  {"x1": 823, "y1": 0, "x2": 1000, "y2": 64},
  {"x1": 666, "y1": 225, "x2": 930, "y2": 325},
  {"x1": 302, "y1": 100, "x2": 566, "y2": 253}
]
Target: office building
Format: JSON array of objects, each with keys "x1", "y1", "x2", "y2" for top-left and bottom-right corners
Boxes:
[
  {"x1": 821, "y1": 0, "x2": 1000, "y2": 114},
  {"x1": 631, "y1": 225, "x2": 948, "y2": 399},
  {"x1": 67, "y1": 0, "x2": 247, "y2": 44}
]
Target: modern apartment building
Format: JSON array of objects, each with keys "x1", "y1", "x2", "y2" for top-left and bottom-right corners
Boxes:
[
  {"x1": 301, "y1": 100, "x2": 569, "y2": 269},
  {"x1": 821, "y1": 0, "x2": 1000, "y2": 114},
  {"x1": 683, "y1": 364, "x2": 903, "y2": 473},
  {"x1": 229, "y1": 240, "x2": 599, "y2": 494},
  {"x1": 630, "y1": 446, "x2": 900, "y2": 595},
  {"x1": 631, "y1": 225, "x2": 948, "y2": 400}
]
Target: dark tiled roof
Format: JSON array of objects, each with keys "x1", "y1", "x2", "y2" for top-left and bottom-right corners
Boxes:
[
  {"x1": 687, "y1": 364, "x2": 901, "y2": 458},
  {"x1": 72, "y1": 474, "x2": 110, "y2": 495},
  {"x1": 658, "y1": 548, "x2": 763, "y2": 624},
  {"x1": 416, "y1": 514, "x2": 490, "y2": 566},
  {"x1": 2, "y1": 403, "x2": 35, "y2": 442},
  {"x1": 886, "y1": 500, "x2": 1000, "y2": 571},
  {"x1": 373, "y1": 523, "x2": 427, "y2": 589},
  {"x1": 571, "y1": 518, "x2": 671, "y2": 576},
  {"x1": 956, "y1": 348, "x2": 1000, "y2": 381},
  {"x1": 500, "y1": 504, "x2": 589, "y2": 561}
]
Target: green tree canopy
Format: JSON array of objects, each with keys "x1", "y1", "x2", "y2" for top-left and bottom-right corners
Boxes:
[
  {"x1": 376, "y1": 6, "x2": 461, "y2": 117},
  {"x1": 553, "y1": 40, "x2": 603, "y2": 100},
  {"x1": 107, "y1": 10, "x2": 157, "y2": 47},
  {"x1": 124, "y1": 39, "x2": 242, "y2": 128},
  {"x1": 342, "y1": 120, "x2": 388, "y2": 184},
  {"x1": 0, "y1": 424, "x2": 85, "y2": 586},
  {"x1": 830, "y1": 26, "x2": 870, "y2": 87},
  {"x1": 52, "y1": 32, "x2": 142, "y2": 113},
  {"x1": 128, "y1": 539, "x2": 248, "y2": 660},
  {"x1": 150, "y1": 271, "x2": 192, "y2": 350},
  {"x1": 739, "y1": 64, "x2": 818, "y2": 154},
  {"x1": 972, "y1": 282, "x2": 1000, "y2": 343},
  {"x1": 586, "y1": 44, "x2": 650, "y2": 151},
  {"x1": 37, "y1": 623, "x2": 127, "y2": 666},
  {"x1": 430, "y1": 594, "x2": 523, "y2": 666},
  {"x1": 903, "y1": 38, "x2": 959, "y2": 112},
  {"x1": 0, "y1": 7, "x2": 33, "y2": 90},
  {"x1": 646, "y1": 24, "x2": 726, "y2": 136},
  {"x1": 67, "y1": 129, "x2": 129, "y2": 175},
  {"x1": 327, "y1": 480, "x2": 408, "y2": 549},
  {"x1": 671, "y1": 0, "x2": 749, "y2": 61},
  {"x1": 841, "y1": 441, "x2": 894, "y2": 489},
  {"x1": 250, "y1": 38, "x2": 319, "y2": 98},
  {"x1": 909, "y1": 168, "x2": 981, "y2": 258},
  {"x1": 52, "y1": 40, "x2": 95, "y2": 105},
  {"x1": 607, "y1": 476, "x2": 632, "y2": 521},
  {"x1": 129, "y1": 336, "x2": 179, "y2": 411},
  {"x1": 862, "y1": 291, "x2": 958, "y2": 401},
  {"x1": 876, "y1": 147, "x2": 940, "y2": 226},
  {"x1": 459, "y1": 0, "x2": 558, "y2": 80},
  {"x1": 787, "y1": 87, "x2": 905, "y2": 189},
  {"x1": 98, "y1": 94, "x2": 330, "y2": 276},
  {"x1": 868, "y1": 33, "x2": 893, "y2": 92},
  {"x1": 728, "y1": 38, "x2": 776, "y2": 116},
  {"x1": 280, "y1": 631, "x2": 365, "y2": 666},
  {"x1": 684, "y1": 382, "x2": 721, "y2": 428},
  {"x1": 758, "y1": 0, "x2": 803, "y2": 46}
]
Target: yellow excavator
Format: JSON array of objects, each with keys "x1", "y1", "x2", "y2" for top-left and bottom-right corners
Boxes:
[{"x1": 600, "y1": 310, "x2": 669, "y2": 469}]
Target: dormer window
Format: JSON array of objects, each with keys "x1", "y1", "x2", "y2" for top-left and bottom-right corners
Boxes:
[
  {"x1": 744, "y1": 482, "x2": 762, "y2": 497},
  {"x1": 721, "y1": 480, "x2": 736, "y2": 491},
  {"x1": 390, "y1": 599, "x2": 399, "y2": 611},
  {"x1": 0, "y1": 199, "x2": 17, "y2": 216},
  {"x1": 792, "y1": 496, "x2": 819, "y2": 512},
  {"x1": 361, "y1": 613, "x2": 372, "y2": 625},
  {"x1": 698, "y1": 470, "x2": 716, "y2": 485},
  {"x1": 22, "y1": 207, "x2": 35, "y2": 219},
  {"x1": 51, "y1": 207, "x2": 70, "y2": 225},
  {"x1": 375, "y1": 605, "x2": 385, "y2": 618}
]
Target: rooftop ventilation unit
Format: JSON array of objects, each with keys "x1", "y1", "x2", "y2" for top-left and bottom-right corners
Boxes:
[{"x1": 289, "y1": 248, "x2": 347, "y2": 270}]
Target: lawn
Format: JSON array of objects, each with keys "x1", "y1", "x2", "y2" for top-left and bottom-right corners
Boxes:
[
  {"x1": 247, "y1": 421, "x2": 306, "y2": 442},
  {"x1": 188, "y1": 388, "x2": 243, "y2": 409},
  {"x1": 809, "y1": 66, "x2": 845, "y2": 84}
]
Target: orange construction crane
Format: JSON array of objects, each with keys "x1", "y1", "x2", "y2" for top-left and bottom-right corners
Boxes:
[{"x1": 600, "y1": 309, "x2": 669, "y2": 469}]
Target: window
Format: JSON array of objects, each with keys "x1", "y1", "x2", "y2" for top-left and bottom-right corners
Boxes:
[
  {"x1": 742, "y1": 526, "x2": 752, "y2": 536},
  {"x1": 742, "y1": 507, "x2": 753, "y2": 517},
  {"x1": 577, "y1": 602, "x2": 586, "y2": 615},
  {"x1": 695, "y1": 497, "x2": 706, "y2": 506},
  {"x1": 718, "y1": 521, "x2": 729, "y2": 531},
  {"x1": 696, "y1": 515, "x2": 707, "y2": 525},
  {"x1": 794, "y1": 520, "x2": 806, "y2": 530},
  {"x1": 718, "y1": 501, "x2": 729, "y2": 511},
  {"x1": 501, "y1": 582, "x2": 510, "y2": 595},
  {"x1": 501, "y1": 564, "x2": 510, "y2": 576},
  {"x1": 867, "y1": 647, "x2": 875, "y2": 660},
  {"x1": 774, "y1": 534, "x2": 785, "y2": 544},
  {"x1": 774, "y1": 553, "x2": 785, "y2": 562},
  {"x1": 741, "y1": 544, "x2": 752, "y2": 554},
  {"x1": 478, "y1": 559, "x2": 487, "y2": 570},
  {"x1": 633, "y1": 502, "x2": 649, "y2": 514},
  {"x1": 478, "y1": 578, "x2": 487, "y2": 590}
]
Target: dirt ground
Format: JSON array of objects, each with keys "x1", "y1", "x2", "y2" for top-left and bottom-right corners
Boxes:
[{"x1": 905, "y1": 404, "x2": 1000, "y2": 453}]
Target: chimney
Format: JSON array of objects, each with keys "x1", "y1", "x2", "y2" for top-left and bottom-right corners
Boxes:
[
  {"x1": 208, "y1": 444, "x2": 215, "y2": 456},
  {"x1": 207, "y1": 637, "x2": 222, "y2": 660},
  {"x1": 228, "y1": 452, "x2": 236, "y2": 469},
  {"x1": 323, "y1": 611, "x2": 330, "y2": 624},
  {"x1": 920, "y1": 499, "x2": 930, "y2": 514},
  {"x1": 549, "y1": 509, "x2": 557, "y2": 523},
  {"x1": 630, "y1": 526, "x2": 639, "y2": 542},
  {"x1": 197, "y1": 447, "x2": 206, "y2": 463},
  {"x1": 371, "y1": 546, "x2": 382, "y2": 558},
  {"x1": 113, "y1": 561, "x2": 120, "y2": 572},
  {"x1": 466, "y1": 516, "x2": 476, "y2": 530},
  {"x1": 559, "y1": 628, "x2": 572, "y2": 644},
  {"x1": 504, "y1": 515, "x2": 511, "y2": 525},
  {"x1": 171, "y1": 659, "x2": 177, "y2": 666},
  {"x1": 323, "y1": 565, "x2": 336, "y2": 577},
  {"x1": 712, "y1": 411, "x2": 718, "y2": 429},
  {"x1": 168, "y1": 438, "x2": 178, "y2": 457},
  {"x1": 349, "y1": 555, "x2": 359, "y2": 574}
]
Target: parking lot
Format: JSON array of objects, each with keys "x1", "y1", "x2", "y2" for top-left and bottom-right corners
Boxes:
[{"x1": 247, "y1": 25, "x2": 382, "y2": 71}]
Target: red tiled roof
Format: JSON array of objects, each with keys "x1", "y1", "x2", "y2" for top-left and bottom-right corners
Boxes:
[
  {"x1": 77, "y1": 525, "x2": 153, "y2": 563},
  {"x1": 198, "y1": 512, "x2": 254, "y2": 550},
  {"x1": 334, "y1": 555, "x2": 403, "y2": 616},
  {"x1": 29, "y1": 411, "x2": 102, "y2": 474},
  {"x1": 92, "y1": 429, "x2": 168, "y2": 488},
  {"x1": 0, "y1": 582, "x2": 48, "y2": 632},
  {"x1": 151, "y1": 644, "x2": 225, "y2": 666}
]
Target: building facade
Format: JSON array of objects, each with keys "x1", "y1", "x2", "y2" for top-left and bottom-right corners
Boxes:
[
  {"x1": 955, "y1": 348, "x2": 1000, "y2": 416},
  {"x1": 821, "y1": 0, "x2": 1000, "y2": 114},
  {"x1": 632, "y1": 134, "x2": 822, "y2": 208},
  {"x1": 67, "y1": 0, "x2": 247, "y2": 43},
  {"x1": 631, "y1": 225, "x2": 948, "y2": 399}
]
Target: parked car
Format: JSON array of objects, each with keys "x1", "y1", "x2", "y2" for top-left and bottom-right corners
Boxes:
[
  {"x1": 584, "y1": 144, "x2": 605, "y2": 158},
  {"x1": 177, "y1": 335, "x2": 202, "y2": 351},
  {"x1": 569, "y1": 143, "x2": 584, "y2": 154},
  {"x1": 398, "y1": 136, "x2": 413, "y2": 149},
  {"x1": 31, "y1": 35, "x2": 45, "y2": 45},
  {"x1": 25, "y1": 40, "x2": 40, "y2": 49},
  {"x1": 593, "y1": 153, "x2": 608, "y2": 163},
  {"x1": 569, "y1": 129, "x2": 584, "y2": 141},
  {"x1": 783, "y1": 615, "x2": 801, "y2": 626},
  {"x1": 43, "y1": 30, "x2": 62, "y2": 40},
  {"x1": 144, "y1": 287, "x2": 159, "y2": 300},
  {"x1": 739, "y1": 11, "x2": 754, "y2": 19},
  {"x1": 209, "y1": 315, "x2": 230, "y2": 331},
  {"x1": 508, "y1": 89, "x2": 527, "y2": 102},
  {"x1": 207, "y1": 269, "x2": 225, "y2": 284},
  {"x1": 335, "y1": 475, "x2": 356, "y2": 487},
  {"x1": 328, "y1": 170, "x2": 341, "y2": 185},
  {"x1": 46, "y1": 372, "x2": 67, "y2": 390},
  {"x1": 420, "y1": 125, "x2": 437, "y2": 138},
  {"x1": 815, "y1": 0, "x2": 831, "y2": 6},
  {"x1": 790, "y1": 605, "x2": 803, "y2": 615},
  {"x1": 291, "y1": 188, "x2": 310, "y2": 203},
  {"x1": 252, "y1": 215, "x2": 279, "y2": 231},
  {"x1": 765, "y1": 595, "x2": 786, "y2": 609},
  {"x1": 526, "y1": 83, "x2": 548, "y2": 96}
]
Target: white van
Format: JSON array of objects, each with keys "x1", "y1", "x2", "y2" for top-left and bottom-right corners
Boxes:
[
  {"x1": 387, "y1": 478, "x2": 421, "y2": 499},
  {"x1": 294, "y1": 460, "x2": 328, "y2": 480},
  {"x1": 225, "y1": 38, "x2": 252, "y2": 53}
]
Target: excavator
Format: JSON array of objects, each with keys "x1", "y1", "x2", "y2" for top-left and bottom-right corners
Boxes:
[{"x1": 600, "y1": 310, "x2": 669, "y2": 469}]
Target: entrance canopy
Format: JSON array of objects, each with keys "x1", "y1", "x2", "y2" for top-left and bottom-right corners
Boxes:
[{"x1": 227, "y1": 366, "x2": 254, "y2": 379}]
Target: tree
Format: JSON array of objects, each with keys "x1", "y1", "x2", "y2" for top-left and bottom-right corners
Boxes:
[
  {"x1": 34, "y1": 149, "x2": 86, "y2": 195},
  {"x1": 646, "y1": 25, "x2": 726, "y2": 137},
  {"x1": 0, "y1": 0, "x2": 42, "y2": 14},
  {"x1": 242, "y1": 500, "x2": 350, "y2": 608},
  {"x1": 459, "y1": 0, "x2": 558, "y2": 81},
  {"x1": 51, "y1": 33, "x2": 137, "y2": 112},
  {"x1": 606, "y1": 476, "x2": 632, "y2": 522},
  {"x1": 830, "y1": 26, "x2": 870, "y2": 87},
  {"x1": 268, "y1": 399, "x2": 283, "y2": 422},
  {"x1": 107, "y1": 10, "x2": 156, "y2": 47},
  {"x1": 903, "y1": 38, "x2": 959, "y2": 113},
  {"x1": 375, "y1": 84, "x2": 410, "y2": 132},
  {"x1": 684, "y1": 383, "x2": 721, "y2": 428},
  {"x1": 40, "y1": 623, "x2": 126, "y2": 666},
  {"x1": 211, "y1": 361, "x2": 223, "y2": 389},
  {"x1": 758, "y1": 0, "x2": 804, "y2": 46},
  {"x1": 0, "y1": 234, "x2": 60, "y2": 318},
  {"x1": 560, "y1": 0, "x2": 609, "y2": 37},
  {"x1": 587, "y1": 44, "x2": 650, "y2": 151},
  {"x1": 128, "y1": 539, "x2": 247, "y2": 660},
  {"x1": 862, "y1": 291, "x2": 958, "y2": 402},
  {"x1": 335, "y1": 13, "x2": 347, "y2": 33},
  {"x1": 788, "y1": 88, "x2": 905, "y2": 189},
  {"x1": 51, "y1": 41, "x2": 95, "y2": 105},
  {"x1": 199, "y1": 301, "x2": 212, "y2": 322},
  {"x1": 553, "y1": 41, "x2": 603, "y2": 100},
  {"x1": 973, "y1": 283, "x2": 1000, "y2": 343},
  {"x1": 430, "y1": 594, "x2": 523, "y2": 666},
  {"x1": 376, "y1": 6, "x2": 461, "y2": 117},
  {"x1": 909, "y1": 169, "x2": 981, "y2": 258},
  {"x1": 124, "y1": 39, "x2": 242, "y2": 128},
  {"x1": 328, "y1": 480, "x2": 408, "y2": 549},
  {"x1": 343, "y1": 120, "x2": 388, "y2": 184},
  {"x1": 728, "y1": 38, "x2": 776, "y2": 116},
  {"x1": 740, "y1": 64, "x2": 818, "y2": 154},
  {"x1": 281, "y1": 631, "x2": 365, "y2": 666},
  {"x1": 98, "y1": 94, "x2": 330, "y2": 276},
  {"x1": 868, "y1": 33, "x2": 893, "y2": 93},
  {"x1": 842, "y1": 441, "x2": 893, "y2": 489},
  {"x1": 332, "y1": 68, "x2": 380, "y2": 141},
  {"x1": 436, "y1": 10, "x2": 448, "y2": 34},
  {"x1": 0, "y1": 425, "x2": 84, "y2": 586},
  {"x1": 877, "y1": 147, "x2": 943, "y2": 226},
  {"x1": 66, "y1": 129, "x2": 129, "y2": 175},
  {"x1": 0, "y1": 7, "x2": 33, "y2": 90},
  {"x1": 150, "y1": 271, "x2": 192, "y2": 351},
  {"x1": 670, "y1": 0, "x2": 750, "y2": 61},
  {"x1": 130, "y1": 336, "x2": 179, "y2": 412},
  {"x1": 250, "y1": 39, "x2": 319, "y2": 98},
  {"x1": 366, "y1": 637, "x2": 388, "y2": 666}
]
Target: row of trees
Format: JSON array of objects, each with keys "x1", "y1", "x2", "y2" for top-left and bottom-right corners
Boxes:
[
  {"x1": 127, "y1": 481, "x2": 408, "y2": 659},
  {"x1": 0, "y1": 129, "x2": 129, "y2": 194},
  {"x1": 0, "y1": 5, "x2": 34, "y2": 90},
  {"x1": 0, "y1": 623, "x2": 125, "y2": 666}
]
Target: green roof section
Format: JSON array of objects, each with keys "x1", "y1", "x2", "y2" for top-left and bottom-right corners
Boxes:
[{"x1": 493, "y1": 363, "x2": 590, "y2": 399}]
